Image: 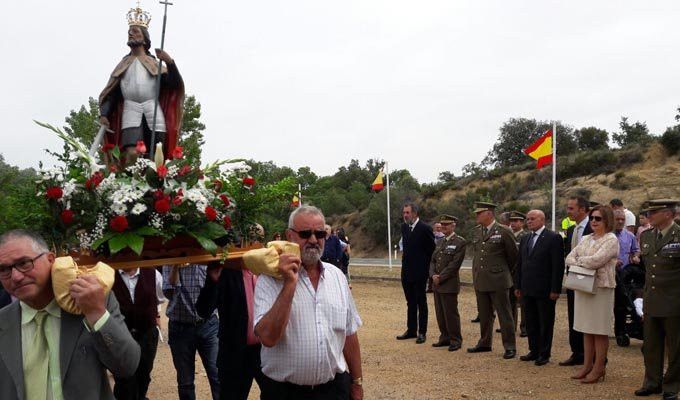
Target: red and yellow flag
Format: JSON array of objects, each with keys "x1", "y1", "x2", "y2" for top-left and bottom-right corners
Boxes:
[
  {"x1": 291, "y1": 195, "x2": 300, "y2": 207},
  {"x1": 524, "y1": 130, "x2": 553, "y2": 169},
  {"x1": 371, "y1": 170, "x2": 384, "y2": 192}
]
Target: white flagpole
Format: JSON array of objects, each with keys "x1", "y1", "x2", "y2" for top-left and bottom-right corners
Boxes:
[
  {"x1": 298, "y1": 183, "x2": 302, "y2": 208},
  {"x1": 552, "y1": 122, "x2": 557, "y2": 231},
  {"x1": 385, "y1": 162, "x2": 393, "y2": 271}
]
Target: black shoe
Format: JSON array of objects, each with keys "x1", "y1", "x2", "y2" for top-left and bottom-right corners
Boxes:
[
  {"x1": 663, "y1": 392, "x2": 678, "y2": 400},
  {"x1": 396, "y1": 331, "x2": 417, "y2": 340},
  {"x1": 559, "y1": 355, "x2": 584, "y2": 366},
  {"x1": 416, "y1": 334, "x2": 426, "y2": 344},
  {"x1": 432, "y1": 341, "x2": 449, "y2": 348},
  {"x1": 471, "y1": 316, "x2": 480, "y2": 323},
  {"x1": 520, "y1": 330, "x2": 528, "y2": 338},
  {"x1": 495, "y1": 328, "x2": 502, "y2": 333},
  {"x1": 616, "y1": 334, "x2": 630, "y2": 347},
  {"x1": 448, "y1": 343, "x2": 462, "y2": 352},
  {"x1": 634, "y1": 387, "x2": 662, "y2": 396},
  {"x1": 503, "y1": 350, "x2": 516, "y2": 359},
  {"x1": 467, "y1": 345, "x2": 492, "y2": 353},
  {"x1": 520, "y1": 352, "x2": 538, "y2": 361},
  {"x1": 534, "y1": 357, "x2": 549, "y2": 366}
]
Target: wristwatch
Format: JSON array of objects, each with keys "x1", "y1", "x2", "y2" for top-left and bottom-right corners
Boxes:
[{"x1": 352, "y1": 377, "x2": 363, "y2": 386}]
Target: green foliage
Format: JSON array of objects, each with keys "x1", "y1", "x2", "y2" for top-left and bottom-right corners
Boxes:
[
  {"x1": 660, "y1": 125, "x2": 680, "y2": 155},
  {"x1": 0, "y1": 156, "x2": 51, "y2": 236},
  {"x1": 179, "y1": 95, "x2": 206, "y2": 166},
  {"x1": 574, "y1": 126, "x2": 609, "y2": 151},
  {"x1": 612, "y1": 117, "x2": 652, "y2": 147}
]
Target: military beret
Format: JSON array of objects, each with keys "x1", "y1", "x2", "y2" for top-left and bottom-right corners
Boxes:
[
  {"x1": 474, "y1": 201, "x2": 498, "y2": 214},
  {"x1": 439, "y1": 214, "x2": 459, "y2": 224},
  {"x1": 641, "y1": 199, "x2": 679, "y2": 213},
  {"x1": 508, "y1": 211, "x2": 526, "y2": 221}
]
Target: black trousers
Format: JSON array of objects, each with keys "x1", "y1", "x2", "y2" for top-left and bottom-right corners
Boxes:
[
  {"x1": 523, "y1": 296, "x2": 557, "y2": 359},
  {"x1": 566, "y1": 289, "x2": 584, "y2": 358},
  {"x1": 613, "y1": 269, "x2": 629, "y2": 336},
  {"x1": 114, "y1": 326, "x2": 159, "y2": 400},
  {"x1": 219, "y1": 344, "x2": 265, "y2": 400},
  {"x1": 401, "y1": 279, "x2": 428, "y2": 335},
  {"x1": 260, "y1": 372, "x2": 351, "y2": 400}
]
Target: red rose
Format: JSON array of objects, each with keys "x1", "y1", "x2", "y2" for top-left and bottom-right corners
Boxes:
[
  {"x1": 60, "y1": 210, "x2": 74, "y2": 224},
  {"x1": 154, "y1": 198, "x2": 171, "y2": 214},
  {"x1": 101, "y1": 143, "x2": 115, "y2": 153},
  {"x1": 110, "y1": 215, "x2": 129, "y2": 232},
  {"x1": 242, "y1": 176, "x2": 255, "y2": 186},
  {"x1": 135, "y1": 140, "x2": 147, "y2": 154},
  {"x1": 172, "y1": 146, "x2": 184, "y2": 159},
  {"x1": 205, "y1": 206, "x2": 217, "y2": 221},
  {"x1": 85, "y1": 171, "x2": 104, "y2": 190},
  {"x1": 178, "y1": 165, "x2": 193, "y2": 176},
  {"x1": 46, "y1": 187, "x2": 63, "y2": 200},
  {"x1": 157, "y1": 165, "x2": 168, "y2": 179},
  {"x1": 172, "y1": 195, "x2": 183, "y2": 206},
  {"x1": 152, "y1": 189, "x2": 164, "y2": 200},
  {"x1": 219, "y1": 194, "x2": 230, "y2": 206},
  {"x1": 222, "y1": 215, "x2": 232, "y2": 228}
]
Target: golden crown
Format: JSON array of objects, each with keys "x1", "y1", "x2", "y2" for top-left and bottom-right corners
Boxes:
[{"x1": 127, "y1": 3, "x2": 151, "y2": 28}]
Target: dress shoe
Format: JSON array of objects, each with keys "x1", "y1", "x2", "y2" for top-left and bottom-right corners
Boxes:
[
  {"x1": 581, "y1": 369, "x2": 606, "y2": 384},
  {"x1": 520, "y1": 330, "x2": 528, "y2": 338},
  {"x1": 634, "y1": 387, "x2": 662, "y2": 396},
  {"x1": 448, "y1": 343, "x2": 462, "y2": 352},
  {"x1": 503, "y1": 350, "x2": 516, "y2": 359},
  {"x1": 559, "y1": 355, "x2": 584, "y2": 366},
  {"x1": 520, "y1": 352, "x2": 538, "y2": 361},
  {"x1": 415, "y1": 334, "x2": 426, "y2": 344},
  {"x1": 534, "y1": 357, "x2": 549, "y2": 366},
  {"x1": 432, "y1": 341, "x2": 449, "y2": 348},
  {"x1": 467, "y1": 345, "x2": 492, "y2": 353},
  {"x1": 616, "y1": 334, "x2": 630, "y2": 347},
  {"x1": 471, "y1": 316, "x2": 480, "y2": 323},
  {"x1": 662, "y1": 392, "x2": 678, "y2": 400},
  {"x1": 495, "y1": 328, "x2": 502, "y2": 333},
  {"x1": 396, "y1": 331, "x2": 417, "y2": 340}
]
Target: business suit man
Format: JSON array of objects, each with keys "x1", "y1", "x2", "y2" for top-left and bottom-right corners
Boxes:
[
  {"x1": 635, "y1": 199, "x2": 680, "y2": 400},
  {"x1": 467, "y1": 201, "x2": 519, "y2": 359},
  {"x1": 515, "y1": 210, "x2": 565, "y2": 366},
  {"x1": 560, "y1": 196, "x2": 593, "y2": 366},
  {"x1": 397, "y1": 202, "x2": 436, "y2": 344},
  {"x1": 429, "y1": 214, "x2": 467, "y2": 351},
  {"x1": 0, "y1": 229, "x2": 140, "y2": 400}
]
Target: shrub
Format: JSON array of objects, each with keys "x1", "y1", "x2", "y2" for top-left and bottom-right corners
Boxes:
[{"x1": 661, "y1": 126, "x2": 680, "y2": 155}]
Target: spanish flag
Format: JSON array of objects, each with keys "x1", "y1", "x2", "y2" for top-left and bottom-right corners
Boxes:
[
  {"x1": 524, "y1": 129, "x2": 553, "y2": 169},
  {"x1": 371, "y1": 170, "x2": 384, "y2": 192},
  {"x1": 291, "y1": 195, "x2": 300, "y2": 207}
]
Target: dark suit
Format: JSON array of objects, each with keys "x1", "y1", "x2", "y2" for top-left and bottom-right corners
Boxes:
[
  {"x1": 401, "y1": 220, "x2": 436, "y2": 335},
  {"x1": 0, "y1": 287, "x2": 11, "y2": 309},
  {"x1": 0, "y1": 293, "x2": 140, "y2": 400},
  {"x1": 564, "y1": 221, "x2": 593, "y2": 360},
  {"x1": 516, "y1": 228, "x2": 565, "y2": 359},
  {"x1": 197, "y1": 269, "x2": 264, "y2": 400}
]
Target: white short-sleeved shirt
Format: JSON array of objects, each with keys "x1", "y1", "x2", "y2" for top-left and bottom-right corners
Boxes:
[
  {"x1": 254, "y1": 261, "x2": 362, "y2": 386},
  {"x1": 624, "y1": 208, "x2": 636, "y2": 228}
]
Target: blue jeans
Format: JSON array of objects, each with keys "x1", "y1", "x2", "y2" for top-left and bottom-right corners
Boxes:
[{"x1": 168, "y1": 315, "x2": 220, "y2": 400}]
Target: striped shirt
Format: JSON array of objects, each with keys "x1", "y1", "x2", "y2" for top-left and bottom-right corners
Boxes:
[{"x1": 254, "y1": 261, "x2": 362, "y2": 386}]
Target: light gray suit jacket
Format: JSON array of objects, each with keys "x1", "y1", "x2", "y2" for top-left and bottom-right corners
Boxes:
[{"x1": 0, "y1": 293, "x2": 140, "y2": 400}]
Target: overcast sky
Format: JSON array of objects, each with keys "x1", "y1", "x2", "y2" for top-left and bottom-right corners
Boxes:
[{"x1": 2, "y1": 1, "x2": 679, "y2": 183}]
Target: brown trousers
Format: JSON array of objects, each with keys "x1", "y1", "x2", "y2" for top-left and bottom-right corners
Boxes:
[
  {"x1": 475, "y1": 289, "x2": 516, "y2": 350},
  {"x1": 433, "y1": 291, "x2": 462, "y2": 346}
]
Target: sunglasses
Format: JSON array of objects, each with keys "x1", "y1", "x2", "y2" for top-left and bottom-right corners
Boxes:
[
  {"x1": 591, "y1": 216, "x2": 603, "y2": 222},
  {"x1": 291, "y1": 229, "x2": 327, "y2": 240}
]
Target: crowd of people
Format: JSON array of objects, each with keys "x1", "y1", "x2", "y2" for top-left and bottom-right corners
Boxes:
[{"x1": 396, "y1": 197, "x2": 680, "y2": 400}]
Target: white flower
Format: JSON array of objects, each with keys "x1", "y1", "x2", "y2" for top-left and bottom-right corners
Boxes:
[
  {"x1": 131, "y1": 203, "x2": 147, "y2": 215},
  {"x1": 111, "y1": 202, "x2": 127, "y2": 215}
]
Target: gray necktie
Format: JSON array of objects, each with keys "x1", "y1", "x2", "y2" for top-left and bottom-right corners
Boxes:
[
  {"x1": 571, "y1": 226, "x2": 582, "y2": 250},
  {"x1": 528, "y1": 232, "x2": 538, "y2": 253}
]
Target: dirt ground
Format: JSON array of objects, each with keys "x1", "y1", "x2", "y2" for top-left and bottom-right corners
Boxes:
[{"x1": 146, "y1": 280, "x2": 646, "y2": 399}]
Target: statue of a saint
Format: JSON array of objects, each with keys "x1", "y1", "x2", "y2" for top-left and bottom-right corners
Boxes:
[{"x1": 98, "y1": 5, "x2": 184, "y2": 160}]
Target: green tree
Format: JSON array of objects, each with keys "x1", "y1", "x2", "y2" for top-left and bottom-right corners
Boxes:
[
  {"x1": 0, "y1": 156, "x2": 50, "y2": 236},
  {"x1": 574, "y1": 126, "x2": 609, "y2": 151},
  {"x1": 179, "y1": 95, "x2": 206, "y2": 166},
  {"x1": 612, "y1": 117, "x2": 652, "y2": 147},
  {"x1": 661, "y1": 125, "x2": 680, "y2": 155}
]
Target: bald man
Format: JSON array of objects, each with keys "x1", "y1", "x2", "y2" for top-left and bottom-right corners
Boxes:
[{"x1": 514, "y1": 210, "x2": 565, "y2": 365}]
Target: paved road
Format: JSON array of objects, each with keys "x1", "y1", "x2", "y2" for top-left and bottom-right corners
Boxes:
[{"x1": 351, "y1": 257, "x2": 472, "y2": 269}]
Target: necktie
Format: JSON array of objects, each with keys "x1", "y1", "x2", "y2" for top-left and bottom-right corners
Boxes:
[
  {"x1": 528, "y1": 232, "x2": 538, "y2": 254},
  {"x1": 657, "y1": 230, "x2": 663, "y2": 242},
  {"x1": 571, "y1": 226, "x2": 582, "y2": 250},
  {"x1": 24, "y1": 311, "x2": 49, "y2": 400},
  {"x1": 482, "y1": 227, "x2": 488, "y2": 237}
]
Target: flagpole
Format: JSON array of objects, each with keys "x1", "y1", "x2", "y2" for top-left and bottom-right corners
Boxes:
[
  {"x1": 385, "y1": 162, "x2": 393, "y2": 271},
  {"x1": 552, "y1": 122, "x2": 557, "y2": 231}
]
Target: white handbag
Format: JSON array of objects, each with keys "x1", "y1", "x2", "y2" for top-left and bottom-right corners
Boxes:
[{"x1": 562, "y1": 265, "x2": 597, "y2": 294}]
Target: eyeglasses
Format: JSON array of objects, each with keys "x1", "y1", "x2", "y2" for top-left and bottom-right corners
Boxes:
[
  {"x1": 290, "y1": 229, "x2": 327, "y2": 240},
  {"x1": 0, "y1": 252, "x2": 46, "y2": 279},
  {"x1": 591, "y1": 216, "x2": 603, "y2": 222}
]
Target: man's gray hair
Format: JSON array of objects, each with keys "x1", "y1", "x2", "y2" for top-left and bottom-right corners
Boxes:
[
  {"x1": 288, "y1": 205, "x2": 326, "y2": 229},
  {"x1": 403, "y1": 202, "x2": 419, "y2": 215},
  {"x1": 613, "y1": 209, "x2": 626, "y2": 217},
  {"x1": 0, "y1": 229, "x2": 50, "y2": 253}
]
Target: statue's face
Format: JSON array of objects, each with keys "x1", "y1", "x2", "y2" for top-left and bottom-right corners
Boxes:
[{"x1": 127, "y1": 26, "x2": 145, "y2": 47}]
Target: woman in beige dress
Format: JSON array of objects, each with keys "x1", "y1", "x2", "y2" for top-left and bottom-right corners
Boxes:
[{"x1": 565, "y1": 205, "x2": 619, "y2": 384}]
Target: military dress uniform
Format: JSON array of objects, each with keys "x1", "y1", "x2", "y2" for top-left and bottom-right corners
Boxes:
[
  {"x1": 429, "y1": 217, "x2": 467, "y2": 351},
  {"x1": 638, "y1": 199, "x2": 680, "y2": 397},
  {"x1": 469, "y1": 203, "x2": 519, "y2": 356},
  {"x1": 510, "y1": 212, "x2": 530, "y2": 336}
]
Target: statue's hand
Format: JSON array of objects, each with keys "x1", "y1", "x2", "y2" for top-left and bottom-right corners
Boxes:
[
  {"x1": 99, "y1": 116, "x2": 110, "y2": 127},
  {"x1": 155, "y1": 48, "x2": 174, "y2": 64}
]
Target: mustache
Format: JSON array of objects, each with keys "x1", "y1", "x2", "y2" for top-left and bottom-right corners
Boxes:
[{"x1": 127, "y1": 39, "x2": 146, "y2": 47}]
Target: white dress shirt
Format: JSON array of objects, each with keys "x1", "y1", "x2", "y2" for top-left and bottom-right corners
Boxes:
[{"x1": 254, "y1": 261, "x2": 362, "y2": 386}]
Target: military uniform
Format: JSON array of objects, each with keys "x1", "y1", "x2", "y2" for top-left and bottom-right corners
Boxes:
[
  {"x1": 509, "y1": 211, "x2": 530, "y2": 336},
  {"x1": 429, "y1": 216, "x2": 467, "y2": 350},
  {"x1": 469, "y1": 203, "x2": 519, "y2": 355},
  {"x1": 639, "y1": 199, "x2": 680, "y2": 395}
]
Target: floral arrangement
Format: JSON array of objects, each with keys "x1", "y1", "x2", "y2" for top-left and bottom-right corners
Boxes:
[{"x1": 36, "y1": 121, "x2": 256, "y2": 256}]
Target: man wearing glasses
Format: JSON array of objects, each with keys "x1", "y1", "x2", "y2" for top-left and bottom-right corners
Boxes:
[
  {"x1": 0, "y1": 229, "x2": 140, "y2": 399},
  {"x1": 254, "y1": 205, "x2": 364, "y2": 400}
]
